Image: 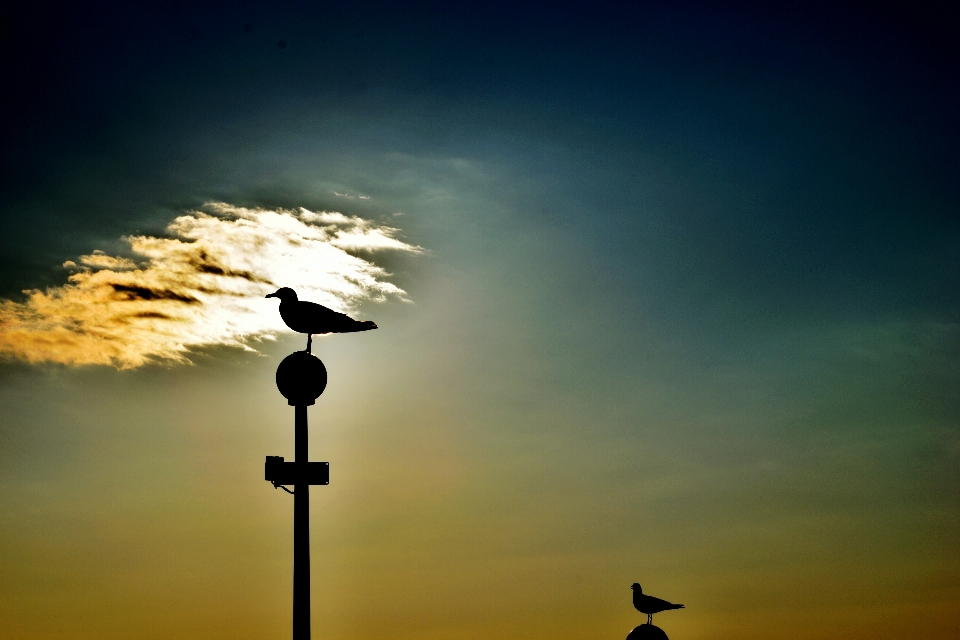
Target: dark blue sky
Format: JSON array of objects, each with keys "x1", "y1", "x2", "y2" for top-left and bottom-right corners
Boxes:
[{"x1": 3, "y1": 1, "x2": 958, "y2": 314}]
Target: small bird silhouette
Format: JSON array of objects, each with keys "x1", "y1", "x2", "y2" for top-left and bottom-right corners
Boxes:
[
  {"x1": 266, "y1": 287, "x2": 377, "y2": 352},
  {"x1": 631, "y1": 583, "x2": 684, "y2": 625}
]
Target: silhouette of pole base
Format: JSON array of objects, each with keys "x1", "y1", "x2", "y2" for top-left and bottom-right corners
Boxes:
[
  {"x1": 293, "y1": 405, "x2": 310, "y2": 640},
  {"x1": 626, "y1": 623, "x2": 669, "y2": 640}
]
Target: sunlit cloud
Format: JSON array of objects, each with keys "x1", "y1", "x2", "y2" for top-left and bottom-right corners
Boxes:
[{"x1": 0, "y1": 203, "x2": 421, "y2": 369}]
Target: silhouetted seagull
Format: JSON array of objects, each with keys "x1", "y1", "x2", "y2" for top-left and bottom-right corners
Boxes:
[
  {"x1": 266, "y1": 287, "x2": 377, "y2": 353},
  {"x1": 631, "y1": 583, "x2": 684, "y2": 625}
]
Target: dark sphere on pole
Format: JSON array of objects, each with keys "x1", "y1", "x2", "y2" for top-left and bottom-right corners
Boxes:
[
  {"x1": 276, "y1": 351, "x2": 327, "y2": 405},
  {"x1": 626, "y1": 625, "x2": 669, "y2": 640}
]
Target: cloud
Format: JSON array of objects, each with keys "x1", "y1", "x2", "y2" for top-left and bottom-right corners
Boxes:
[{"x1": 0, "y1": 203, "x2": 421, "y2": 368}]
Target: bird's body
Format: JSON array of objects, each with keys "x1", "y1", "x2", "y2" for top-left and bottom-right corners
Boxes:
[
  {"x1": 631, "y1": 583, "x2": 683, "y2": 625},
  {"x1": 266, "y1": 287, "x2": 377, "y2": 352}
]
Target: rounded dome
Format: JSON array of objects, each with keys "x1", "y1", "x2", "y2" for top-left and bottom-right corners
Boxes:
[
  {"x1": 276, "y1": 351, "x2": 327, "y2": 405},
  {"x1": 626, "y1": 624, "x2": 669, "y2": 640}
]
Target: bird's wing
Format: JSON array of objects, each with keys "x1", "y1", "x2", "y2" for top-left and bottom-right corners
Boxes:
[
  {"x1": 650, "y1": 596, "x2": 682, "y2": 609},
  {"x1": 634, "y1": 594, "x2": 680, "y2": 613},
  {"x1": 303, "y1": 300, "x2": 348, "y2": 319},
  {"x1": 303, "y1": 300, "x2": 370, "y2": 333}
]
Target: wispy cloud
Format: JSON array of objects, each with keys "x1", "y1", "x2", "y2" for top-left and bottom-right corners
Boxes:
[{"x1": 0, "y1": 203, "x2": 421, "y2": 368}]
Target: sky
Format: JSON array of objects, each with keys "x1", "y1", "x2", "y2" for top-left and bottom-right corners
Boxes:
[{"x1": 1, "y1": 2, "x2": 958, "y2": 639}]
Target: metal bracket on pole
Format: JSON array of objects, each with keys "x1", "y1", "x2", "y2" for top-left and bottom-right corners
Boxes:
[{"x1": 265, "y1": 456, "x2": 330, "y2": 486}]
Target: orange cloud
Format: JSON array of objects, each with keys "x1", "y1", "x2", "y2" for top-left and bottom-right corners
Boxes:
[{"x1": 0, "y1": 203, "x2": 420, "y2": 368}]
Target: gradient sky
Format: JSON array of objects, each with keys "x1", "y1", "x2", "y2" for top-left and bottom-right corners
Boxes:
[{"x1": 1, "y1": 2, "x2": 958, "y2": 639}]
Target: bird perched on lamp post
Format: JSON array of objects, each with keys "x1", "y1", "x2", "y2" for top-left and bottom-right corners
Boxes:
[
  {"x1": 266, "y1": 287, "x2": 377, "y2": 353},
  {"x1": 631, "y1": 583, "x2": 684, "y2": 626}
]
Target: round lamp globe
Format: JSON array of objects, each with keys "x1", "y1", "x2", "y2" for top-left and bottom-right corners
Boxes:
[
  {"x1": 276, "y1": 351, "x2": 328, "y2": 405},
  {"x1": 626, "y1": 624, "x2": 669, "y2": 640}
]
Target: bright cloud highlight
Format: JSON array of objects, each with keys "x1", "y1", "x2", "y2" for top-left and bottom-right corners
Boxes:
[{"x1": 0, "y1": 203, "x2": 421, "y2": 368}]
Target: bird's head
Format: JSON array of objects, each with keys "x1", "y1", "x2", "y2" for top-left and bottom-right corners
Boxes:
[
  {"x1": 265, "y1": 287, "x2": 298, "y2": 302},
  {"x1": 631, "y1": 583, "x2": 642, "y2": 593}
]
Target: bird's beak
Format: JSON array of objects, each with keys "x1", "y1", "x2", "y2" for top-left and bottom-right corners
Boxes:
[{"x1": 265, "y1": 292, "x2": 277, "y2": 298}]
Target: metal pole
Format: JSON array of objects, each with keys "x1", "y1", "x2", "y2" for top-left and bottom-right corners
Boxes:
[{"x1": 293, "y1": 404, "x2": 310, "y2": 640}]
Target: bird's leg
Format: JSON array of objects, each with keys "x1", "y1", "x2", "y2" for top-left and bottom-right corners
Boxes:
[
  {"x1": 306, "y1": 334, "x2": 312, "y2": 353},
  {"x1": 647, "y1": 614, "x2": 653, "y2": 626}
]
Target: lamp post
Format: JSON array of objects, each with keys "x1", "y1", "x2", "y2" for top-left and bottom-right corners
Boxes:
[{"x1": 266, "y1": 351, "x2": 330, "y2": 640}]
